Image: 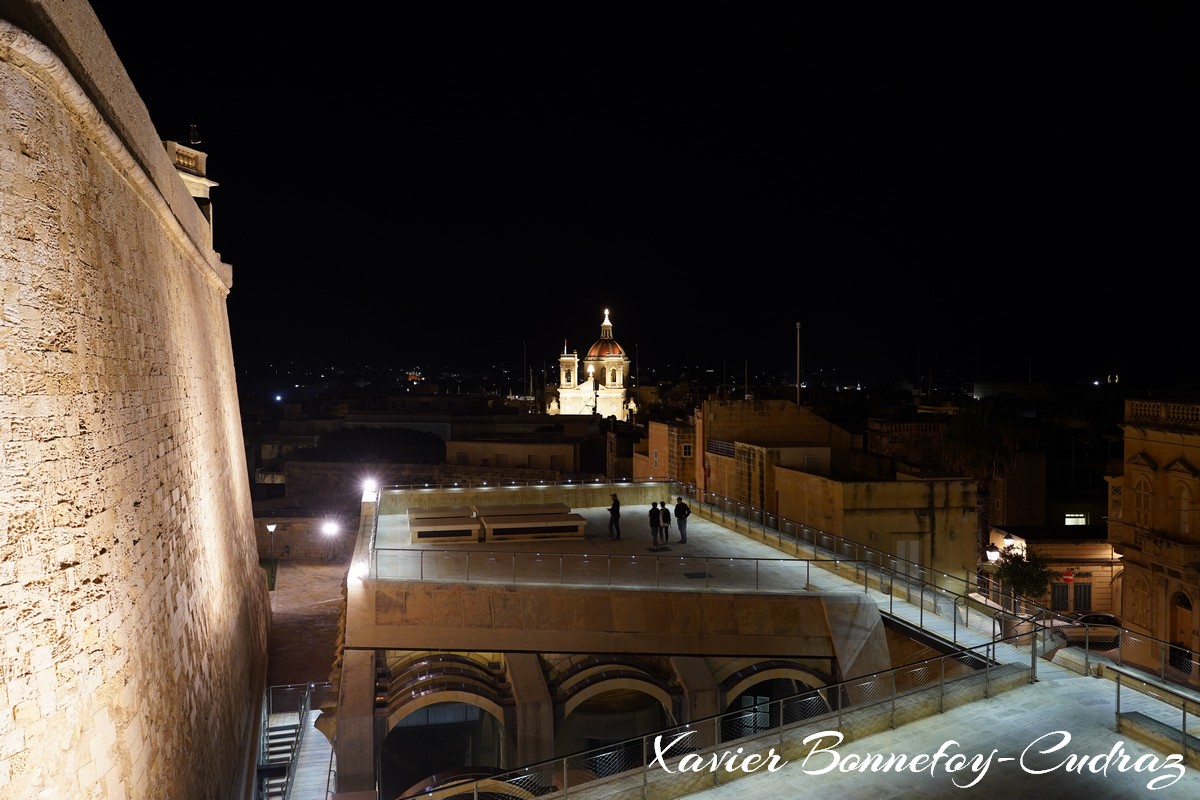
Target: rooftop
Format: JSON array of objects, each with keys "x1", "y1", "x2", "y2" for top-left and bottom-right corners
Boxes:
[{"x1": 272, "y1": 486, "x2": 1200, "y2": 798}]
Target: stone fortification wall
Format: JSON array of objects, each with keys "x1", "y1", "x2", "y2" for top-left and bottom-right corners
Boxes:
[
  {"x1": 254, "y1": 517, "x2": 357, "y2": 563},
  {"x1": 0, "y1": 6, "x2": 269, "y2": 799}
]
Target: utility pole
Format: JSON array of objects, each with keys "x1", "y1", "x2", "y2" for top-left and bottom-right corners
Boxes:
[{"x1": 796, "y1": 321, "x2": 801, "y2": 405}]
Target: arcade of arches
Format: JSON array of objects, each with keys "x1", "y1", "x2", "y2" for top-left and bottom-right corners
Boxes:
[{"x1": 375, "y1": 618, "x2": 971, "y2": 799}]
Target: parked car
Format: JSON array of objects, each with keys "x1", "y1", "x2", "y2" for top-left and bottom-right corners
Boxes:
[{"x1": 1049, "y1": 611, "x2": 1122, "y2": 648}]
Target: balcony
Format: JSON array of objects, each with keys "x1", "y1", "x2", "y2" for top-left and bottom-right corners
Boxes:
[
  {"x1": 1126, "y1": 400, "x2": 1200, "y2": 431},
  {"x1": 1110, "y1": 523, "x2": 1200, "y2": 570}
]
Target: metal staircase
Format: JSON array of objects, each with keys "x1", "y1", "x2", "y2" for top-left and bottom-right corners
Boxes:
[
  {"x1": 257, "y1": 722, "x2": 299, "y2": 799},
  {"x1": 255, "y1": 683, "x2": 334, "y2": 800}
]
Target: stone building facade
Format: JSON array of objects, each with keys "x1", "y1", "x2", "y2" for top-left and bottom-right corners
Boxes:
[
  {"x1": 774, "y1": 469, "x2": 979, "y2": 580},
  {"x1": 0, "y1": 5, "x2": 270, "y2": 798},
  {"x1": 642, "y1": 399, "x2": 978, "y2": 580},
  {"x1": 1107, "y1": 399, "x2": 1200, "y2": 655},
  {"x1": 986, "y1": 525, "x2": 1121, "y2": 616}
]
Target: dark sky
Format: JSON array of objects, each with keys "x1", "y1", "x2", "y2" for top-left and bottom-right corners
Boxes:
[{"x1": 88, "y1": 4, "x2": 1198, "y2": 391}]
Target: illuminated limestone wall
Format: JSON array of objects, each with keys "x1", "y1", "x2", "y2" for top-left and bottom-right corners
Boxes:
[
  {"x1": 774, "y1": 468, "x2": 979, "y2": 579},
  {"x1": 0, "y1": 5, "x2": 270, "y2": 799},
  {"x1": 694, "y1": 399, "x2": 862, "y2": 499}
]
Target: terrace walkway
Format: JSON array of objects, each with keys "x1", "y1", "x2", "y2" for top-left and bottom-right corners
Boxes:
[{"x1": 280, "y1": 503, "x2": 1200, "y2": 799}]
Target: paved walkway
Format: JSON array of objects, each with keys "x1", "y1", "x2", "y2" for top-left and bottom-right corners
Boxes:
[
  {"x1": 268, "y1": 562, "x2": 346, "y2": 687},
  {"x1": 687, "y1": 670, "x2": 1200, "y2": 798},
  {"x1": 266, "y1": 562, "x2": 345, "y2": 800}
]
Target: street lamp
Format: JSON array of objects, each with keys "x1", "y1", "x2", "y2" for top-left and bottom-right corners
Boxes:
[
  {"x1": 985, "y1": 543, "x2": 1001, "y2": 562},
  {"x1": 322, "y1": 520, "x2": 342, "y2": 563},
  {"x1": 1003, "y1": 531, "x2": 1015, "y2": 549},
  {"x1": 587, "y1": 365, "x2": 599, "y2": 416},
  {"x1": 266, "y1": 523, "x2": 277, "y2": 557}
]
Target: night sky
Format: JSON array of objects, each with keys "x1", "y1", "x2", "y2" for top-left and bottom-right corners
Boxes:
[{"x1": 87, "y1": 4, "x2": 1198, "y2": 392}]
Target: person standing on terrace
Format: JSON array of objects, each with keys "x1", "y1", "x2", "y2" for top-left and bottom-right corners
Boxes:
[{"x1": 608, "y1": 493, "x2": 621, "y2": 540}]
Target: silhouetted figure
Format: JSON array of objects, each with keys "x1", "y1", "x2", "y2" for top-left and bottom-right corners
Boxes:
[
  {"x1": 674, "y1": 497, "x2": 691, "y2": 543},
  {"x1": 608, "y1": 493, "x2": 621, "y2": 540}
]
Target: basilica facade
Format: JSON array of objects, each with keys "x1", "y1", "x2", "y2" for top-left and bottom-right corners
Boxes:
[{"x1": 547, "y1": 309, "x2": 636, "y2": 420}]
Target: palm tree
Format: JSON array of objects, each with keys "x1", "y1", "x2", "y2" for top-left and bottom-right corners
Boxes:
[{"x1": 941, "y1": 396, "x2": 1019, "y2": 562}]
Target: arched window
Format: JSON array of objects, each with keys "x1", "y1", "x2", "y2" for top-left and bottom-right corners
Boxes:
[
  {"x1": 1174, "y1": 485, "x2": 1192, "y2": 536},
  {"x1": 1132, "y1": 576, "x2": 1152, "y2": 629},
  {"x1": 1134, "y1": 476, "x2": 1153, "y2": 529}
]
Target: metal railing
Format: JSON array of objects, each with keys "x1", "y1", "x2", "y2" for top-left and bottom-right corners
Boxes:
[
  {"x1": 369, "y1": 483, "x2": 1200, "y2": 688},
  {"x1": 384, "y1": 607, "x2": 1187, "y2": 800},
  {"x1": 363, "y1": 482, "x2": 1200, "y2": 796},
  {"x1": 372, "y1": 480, "x2": 974, "y2": 595},
  {"x1": 393, "y1": 634, "x2": 1030, "y2": 800},
  {"x1": 324, "y1": 737, "x2": 337, "y2": 800},
  {"x1": 1113, "y1": 665, "x2": 1200, "y2": 766},
  {"x1": 695, "y1": 488, "x2": 983, "y2": 599},
  {"x1": 257, "y1": 683, "x2": 314, "y2": 800}
]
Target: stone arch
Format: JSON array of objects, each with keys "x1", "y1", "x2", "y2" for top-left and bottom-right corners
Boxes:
[
  {"x1": 462, "y1": 779, "x2": 538, "y2": 800},
  {"x1": 720, "y1": 665, "x2": 831, "y2": 742},
  {"x1": 554, "y1": 675, "x2": 676, "y2": 768},
  {"x1": 385, "y1": 689, "x2": 507, "y2": 733},
  {"x1": 723, "y1": 666, "x2": 828, "y2": 704},
  {"x1": 381, "y1": 694, "x2": 514, "y2": 800},
  {"x1": 562, "y1": 676, "x2": 673, "y2": 719}
]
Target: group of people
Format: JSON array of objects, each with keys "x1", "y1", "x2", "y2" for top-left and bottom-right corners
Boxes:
[{"x1": 607, "y1": 493, "x2": 691, "y2": 546}]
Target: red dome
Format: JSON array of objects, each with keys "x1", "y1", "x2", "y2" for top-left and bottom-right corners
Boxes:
[{"x1": 586, "y1": 339, "x2": 626, "y2": 358}]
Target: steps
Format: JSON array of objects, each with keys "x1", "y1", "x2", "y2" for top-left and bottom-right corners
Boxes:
[
  {"x1": 257, "y1": 709, "x2": 336, "y2": 800},
  {"x1": 257, "y1": 723, "x2": 299, "y2": 799}
]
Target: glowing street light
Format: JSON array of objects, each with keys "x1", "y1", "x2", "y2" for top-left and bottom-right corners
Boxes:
[
  {"x1": 266, "y1": 523, "x2": 277, "y2": 557},
  {"x1": 587, "y1": 364, "x2": 599, "y2": 415}
]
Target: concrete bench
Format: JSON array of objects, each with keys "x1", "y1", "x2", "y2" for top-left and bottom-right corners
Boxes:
[
  {"x1": 473, "y1": 503, "x2": 571, "y2": 518},
  {"x1": 408, "y1": 515, "x2": 483, "y2": 543},
  {"x1": 407, "y1": 506, "x2": 474, "y2": 520},
  {"x1": 481, "y1": 513, "x2": 587, "y2": 542}
]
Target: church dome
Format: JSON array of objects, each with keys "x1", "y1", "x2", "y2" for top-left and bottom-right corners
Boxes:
[
  {"x1": 585, "y1": 308, "x2": 626, "y2": 358},
  {"x1": 587, "y1": 338, "x2": 626, "y2": 358}
]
